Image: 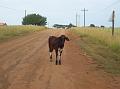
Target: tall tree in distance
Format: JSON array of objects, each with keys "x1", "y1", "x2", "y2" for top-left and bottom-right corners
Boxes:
[{"x1": 22, "y1": 14, "x2": 47, "y2": 26}]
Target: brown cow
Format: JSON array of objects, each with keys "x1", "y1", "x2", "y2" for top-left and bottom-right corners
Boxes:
[{"x1": 48, "y1": 35, "x2": 69, "y2": 65}]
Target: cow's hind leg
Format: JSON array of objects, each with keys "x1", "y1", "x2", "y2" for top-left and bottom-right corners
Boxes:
[
  {"x1": 49, "y1": 52, "x2": 52, "y2": 62},
  {"x1": 49, "y1": 48, "x2": 53, "y2": 62},
  {"x1": 55, "y1": 49, "x2": 58, "y2": 65},
  {"x1": 59, "y1": 59, "x2": 61, "y2": 65},
  {"x1": 58, "y1": 49, "x2": 63, "y2": 65}
]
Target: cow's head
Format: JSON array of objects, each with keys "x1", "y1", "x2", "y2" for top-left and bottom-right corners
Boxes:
[{"x1": 60, "y1": 35, "x2": 70, "y2": 41}]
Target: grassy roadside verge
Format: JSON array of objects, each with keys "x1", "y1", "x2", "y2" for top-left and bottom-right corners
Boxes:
[
  {"x1": 0, "y1": 25, "x2": 46, "y2": 42},
  {"x1": 71, "y1": 27, "x2": 120, "y2": 75}
]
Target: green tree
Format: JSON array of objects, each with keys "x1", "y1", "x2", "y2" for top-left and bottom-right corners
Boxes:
[
  {"x1": 68, "y1": 23, "x2": 75, "y2": 28},
  {"x1": 90, "y1": 24, "x2": 95, "y2": 27},
  {"x1": 22, "y1": 14, "x2": 47, "y2": 26}
]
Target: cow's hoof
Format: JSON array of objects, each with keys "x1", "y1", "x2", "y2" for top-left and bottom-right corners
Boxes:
[
  {"x1": 56, "y1": 60, "x2": 58, "y2": 65},
  {"x1": 50, "y1": 56, "x2": 52, "y2": 59},
  {"x1": 50, "y1": 59, "x2": 52, "y2": 62},
  {"x1": 59, "y1": 60, "x2": 61, "y2": 65}
]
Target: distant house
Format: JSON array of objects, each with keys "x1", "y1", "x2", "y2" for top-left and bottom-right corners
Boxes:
[
  {"x1": 0, "y1": 22, "x2": 7, "y2": 26},
  {"x1": 53, "y1": 23, "x2": 76, "y2": 29}
]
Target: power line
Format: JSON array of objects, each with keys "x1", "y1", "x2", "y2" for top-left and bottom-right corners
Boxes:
[
  {"x1": 0, "y1": 5, "x2": 23, "y2": 12},
  {"x1": 104, "y1": 0, "x2": 120, "y2": 10}
]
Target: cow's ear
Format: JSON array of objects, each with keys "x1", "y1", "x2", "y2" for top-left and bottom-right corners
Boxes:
[{"x1": 65, "y1": 36, "x2": 70, "y2": 41}]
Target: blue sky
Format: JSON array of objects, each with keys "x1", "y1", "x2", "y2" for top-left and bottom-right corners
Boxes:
[{"x1": 0, "y1": 0, "x2": 120, "y2": 27}]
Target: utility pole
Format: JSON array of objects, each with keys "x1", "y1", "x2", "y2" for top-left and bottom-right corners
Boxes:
[
  {"x1": 76, "y1": 13, "x2": 78, "y2": 27},
  {"x1": 76, "y1": 13, "x2": 80, "y2": 27},
  {"x1": 112, "y1": 10, "x2": 115, "y2": 36},
  {"x1": 81, "y1": 8, "x2": 88, "y2": 27},
  {"x1": 48, "y1": 22, "x2": 49, "y2": 28},
  {"x1": 78, "y1": 14, "x2": 80, "y2": 27},
  {"x1": 25, "y1": 10, "x2": 27, "y2": 17}
]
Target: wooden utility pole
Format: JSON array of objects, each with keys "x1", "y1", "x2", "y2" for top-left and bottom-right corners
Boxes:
[
  {"x1": 76, "y1": 13, "x2": 80, "y2": 27},
  {"x1": 112, "y1": 10, "x2": 115, "y2": 36},
  {"x1": 78, "y1": 14, "x2": 80, "y2": 27},
  {"x1": 76, "y1": 13, "x2": 78, "y2": 27},
  {"x1": 81, "y1": 8, "x2": 88, "y2": 27},
  {"x1": 25, "y1": 10, "x2": 27, "y2": 17},
  {"x1": 48, "y1": 22, "x2": 49, "y2": 28}
]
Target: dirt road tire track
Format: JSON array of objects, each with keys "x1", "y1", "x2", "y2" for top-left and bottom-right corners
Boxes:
[{"x1": 0, "y1": 30, "x2": 120, "y2": 89}]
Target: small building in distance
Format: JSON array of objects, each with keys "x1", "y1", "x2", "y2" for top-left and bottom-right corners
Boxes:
[{"x1": 53, "y1": 23, "x2": 76, "y2": 29}]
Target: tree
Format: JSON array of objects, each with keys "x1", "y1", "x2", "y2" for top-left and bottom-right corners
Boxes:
[
  {"x1": 90, "y1": 24, "x2": 95, "y2": 27},
  {"x1": 68, "y1": 23, "x2": 76, "y2": 28},
  {"x1": 101, "y1": 25, "x2": 105, "y2": 28},
  {"x1": 22, "y1": 14, "x2": 47, "y2": 26}
]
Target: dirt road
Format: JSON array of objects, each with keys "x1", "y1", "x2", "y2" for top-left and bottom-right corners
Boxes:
[{"x1": 0, "y1": 30, "x2": 120, "y2": 89}]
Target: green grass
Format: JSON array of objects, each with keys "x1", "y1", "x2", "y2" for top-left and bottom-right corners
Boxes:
[
  {"x1": 0, "y1": 25, "x2": 46, "y2": 42},
  {"x1": 71, "y1": 27, "x2": 120, "y2": 75}
]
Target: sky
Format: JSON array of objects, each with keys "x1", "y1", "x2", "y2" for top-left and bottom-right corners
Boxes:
[{"x1": 0, "y1": 0, "x2": 120, "y2": 27}]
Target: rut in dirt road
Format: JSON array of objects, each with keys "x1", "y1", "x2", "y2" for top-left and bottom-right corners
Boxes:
[{"x1": 0, "y1": 30, "x2": 120, "y2": 89}]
